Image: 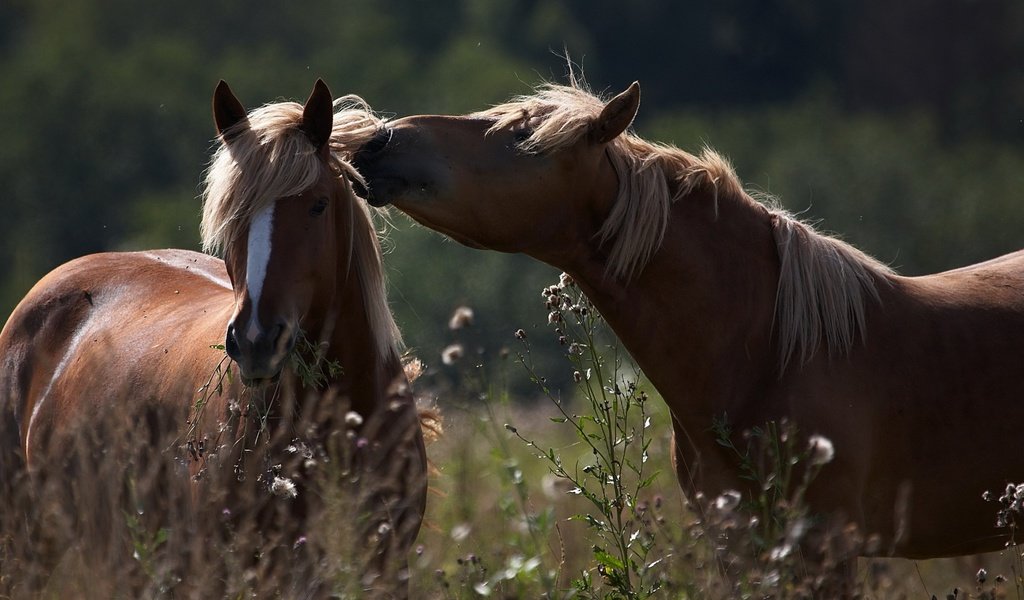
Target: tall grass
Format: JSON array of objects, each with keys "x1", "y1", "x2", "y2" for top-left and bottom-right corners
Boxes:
[{"x1": 3, "y1": 276, "x2": 1024, "y2": 598}]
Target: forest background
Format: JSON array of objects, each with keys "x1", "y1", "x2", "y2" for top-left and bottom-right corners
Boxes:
[{"x1": 1, "y1": 0, "x2": 1022, "y2": 389}]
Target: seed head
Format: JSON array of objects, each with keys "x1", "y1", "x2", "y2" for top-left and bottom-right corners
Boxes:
[
  {"x1": 807, "y1": 434, "x2": 835, "y2": 466},
  {"x1": 448, "y1": 306, "x2": 475, "y2": 330},
  {"x1": 344, "y1": 411, "x2": 364, "y2": 427},
  {"x1": 713, "y1": 489, "x2": 741, "y2": 512},
  {"x1": 271, "y1": 476, "x2": 298, "y2": 499},
  {"x1": 441, "y1": 343, "x2": 464, "y2": 366}
]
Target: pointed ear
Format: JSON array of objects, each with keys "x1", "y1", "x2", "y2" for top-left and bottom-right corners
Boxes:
[
  {"x1": 591, "y1": 81, "x2": 641, "y2": 145},
  {"x1": 301, "y1": 79, "x2": 334, "y2": 152},
  {"x1": 212, "y1": 80, "x2": 249, "y2": 142}
]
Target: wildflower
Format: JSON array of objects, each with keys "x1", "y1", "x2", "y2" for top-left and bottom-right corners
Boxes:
[
  {"x1": 548, "y1": 310, "x2": 562, "y2": 324},
  {"x1": 514, "y1": 328, "x2": 527, "y2": 340},
  {"x1": 271, "y1": 476, "x2": 298, "y2": 499},
  {"x1": 448, "y1": 305, "x2": 474, "y2": 330},
  {"x1": 293, "y1": 535, "x2": 307, "y2": 549},
  {"x1": 558, "y1": 272, "x2": 575, "y2": 288},
  {"x1": 441, "y1": 343, "x2": 464, "y2": 365},
  {"x1": 808, "y1": 434, "x2": 835, "y2": 466},
  {"x1": 344, "y1": 411, "x2": 363, "y2": 427},
  {"x1": 573, "y1": 370, "x2": 582, "y2": 382},
  {"x1": 977, "y1": 568, "x2": 987, "y2": 584}
]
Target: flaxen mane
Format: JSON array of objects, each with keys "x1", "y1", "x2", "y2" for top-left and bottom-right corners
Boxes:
[
  {"x1": 201, "y1": 97, "x2": 401, "y2": 359},
  {"x1": 477, "y1": 81, "x2": 894, "y2": 371}
]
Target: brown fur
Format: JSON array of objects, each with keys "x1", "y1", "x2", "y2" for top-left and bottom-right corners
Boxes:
[
  {"x1": 356, "y1": 78, "x2": 1024, "y2": 561},
  {"x1": 0, "y1": 82, "x2": 425, "y2": 596}
]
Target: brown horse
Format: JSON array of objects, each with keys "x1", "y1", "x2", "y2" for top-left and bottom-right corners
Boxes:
[
  {"x1": 0, "y1": 80, "x2": 426, "y2": 596},
  {"x1": 353, "y1": 78, "x2": 1024, "y2": 561}
]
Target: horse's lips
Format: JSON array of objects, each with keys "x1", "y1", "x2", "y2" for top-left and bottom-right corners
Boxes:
[
  {"x1": 240, "y1": 370, "x2": 282, "y2": 388},
  {"x1": 362, "y1": 175, "x2": 410, "y2": 207}
]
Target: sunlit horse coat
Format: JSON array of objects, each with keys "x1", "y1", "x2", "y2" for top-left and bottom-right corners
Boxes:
[
  {"x1": 353, "y1": 78, "x2": 1024, "y2": 560},
  {"x1": 0, "y1": 80, "x2": 427, "y2": 596}
]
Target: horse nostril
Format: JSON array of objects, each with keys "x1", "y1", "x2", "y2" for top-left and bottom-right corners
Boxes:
[
  {"x1": 268, "y1": 322, "x2": 293, "y2": 354},
  {"x1": 225, "y1": 324, "x2": 241, "y2": 360},
  {"x1": 362, "y1": 127, "x2": 392, "y2": 156}
]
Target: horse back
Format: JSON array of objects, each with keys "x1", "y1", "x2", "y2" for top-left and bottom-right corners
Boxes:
[{"x1": 0, "y1": 250, "x2": 233, "y2": 468}]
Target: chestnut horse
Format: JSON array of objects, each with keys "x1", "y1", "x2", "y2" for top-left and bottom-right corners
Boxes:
[
  {"x1": 0, "y1": 80, "x2": 426, "y2": 596},
  {"x1": 353, "y1": 79, "x2": 1024, "y2": 561}
]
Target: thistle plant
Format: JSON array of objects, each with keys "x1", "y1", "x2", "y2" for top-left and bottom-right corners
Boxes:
[
  {"x1": 708, "y1": 418, "x2": 834, "y2": 557},
  {"x1": 435, "y1": 304, "x2": 559, "y2": 598},
  {"x1": 983, "y1": 482, "x2": 1024, "y2": 597},
  {"x1": 705, "y1": 416, "x2": 879, "y2": 598},
  {"x1": 509, "y1": 273, "x2": 665, "y2": 599}
]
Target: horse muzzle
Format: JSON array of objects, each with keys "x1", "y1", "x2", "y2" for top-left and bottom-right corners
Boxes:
[
  {"x1": 224, "y1": 320, "x2": 297, "y2": 384},
  {"x1": 353, "y1": 127, "x2": 401, "y2": 207}
]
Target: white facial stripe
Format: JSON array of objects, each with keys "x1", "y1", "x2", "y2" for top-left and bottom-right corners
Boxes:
[{"x1": 245, "y1": 202, "x2": 275, "y2": 342}]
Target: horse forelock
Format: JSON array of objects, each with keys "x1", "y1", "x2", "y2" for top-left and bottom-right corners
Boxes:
[
  {"x1": 201, "y1": 97, "x2": 382, "y2": 255},
  {"x1": 200, "y1": 97, "x2": 400, "y2": 361}
]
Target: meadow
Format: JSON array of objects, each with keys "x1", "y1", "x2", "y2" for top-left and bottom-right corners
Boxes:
[
  {"x1": 2, "y1": 1, "x2": 1023, "y2": 597},
  {"x1": 3, "y1": 271, "x2": 1022, "y2": 599}
]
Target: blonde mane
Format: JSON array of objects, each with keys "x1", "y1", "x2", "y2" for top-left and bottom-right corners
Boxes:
[
  {"x1": 201, "y1": 96, "x2": 401, "y2": 359},
  {"x1": 478, "y1": 81, "x2": 894, "y2": 370}
]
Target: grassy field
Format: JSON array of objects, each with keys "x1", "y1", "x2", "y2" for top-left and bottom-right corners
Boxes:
[
  {"x1": 410, "y1": 397, "x2": 1023, "y2": 599},
  {"x1": 2, "y1": 276, "x2": 1023, "y2": 599}
]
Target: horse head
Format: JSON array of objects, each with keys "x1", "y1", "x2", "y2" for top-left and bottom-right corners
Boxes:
[
  {"x1": 353, "y1": 82, "x2": 641, "y2": 266},
  {"x1": 209, "y1": 80, "x2": 355, "y2": 383}
]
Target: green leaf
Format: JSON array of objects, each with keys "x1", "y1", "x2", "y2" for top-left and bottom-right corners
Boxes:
[{"x1": 592, "y1": 548, "x2": 626, "y2": 572}]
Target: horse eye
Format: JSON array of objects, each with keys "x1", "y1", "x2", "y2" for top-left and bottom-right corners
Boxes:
[{"x1": 310, "y1": 197, "x2": 328, "y2": 216}]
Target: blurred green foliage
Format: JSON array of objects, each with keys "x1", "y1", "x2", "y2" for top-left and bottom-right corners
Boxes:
[{"x1": 1, "y1": 0, "x2": 1021, "y2": 394}]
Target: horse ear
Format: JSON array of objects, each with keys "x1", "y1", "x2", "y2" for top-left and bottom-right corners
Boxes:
[
  {"x1": 591, "y1": 81, "x2": 641, "y2": 145},
  {"x1": 301, "y1": 78, "x2": 334, "y2": 152},
  {"x1": 212, "y1": 80, "x2": 249, "y2": 142}
]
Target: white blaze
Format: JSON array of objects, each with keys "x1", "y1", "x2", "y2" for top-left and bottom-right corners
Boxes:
[{"x1": 245, "y1": 202, "x2": 275, "y2": 343}]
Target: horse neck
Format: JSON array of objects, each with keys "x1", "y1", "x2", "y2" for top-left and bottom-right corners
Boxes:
[
  {"x1": 564, "y1": 174, "x2": 781, "y2": 419},
  {"x1": 302, "y1": 203, "x2": 403, "y2": 419}
]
